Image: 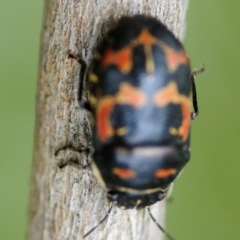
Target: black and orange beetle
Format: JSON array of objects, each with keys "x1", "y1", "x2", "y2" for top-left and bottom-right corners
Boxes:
[
  {"x1": 87, "y1": 15, "x2": 202, "y2": 208},
  {"x1": 58, "y1": 15, "x2": 203, "y2": 239}
]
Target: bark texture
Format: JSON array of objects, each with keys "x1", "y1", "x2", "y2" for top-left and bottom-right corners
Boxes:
[{"x1": 28, "y1": 0, "x2": 189, "y2": 239}]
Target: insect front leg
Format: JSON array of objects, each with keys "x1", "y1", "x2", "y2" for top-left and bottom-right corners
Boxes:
[{"x1": 67, "y1": 51, "x2": 92, "y2": 111}]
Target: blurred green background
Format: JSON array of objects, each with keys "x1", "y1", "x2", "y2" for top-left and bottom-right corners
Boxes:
[{"x1": 1, "y1": 1, "x2": 239, "y2": 240}]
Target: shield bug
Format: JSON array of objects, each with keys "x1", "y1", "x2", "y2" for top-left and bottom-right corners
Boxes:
[{"x1": 88, "y1": 15, "x2": 202, "y2": 209}]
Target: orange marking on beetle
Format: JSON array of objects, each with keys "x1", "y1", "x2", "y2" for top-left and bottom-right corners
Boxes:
[
  {"x1": 178, "y1": 97, "x2": 191, "y2": 139},
  {"x1": 155, "y1": 168, "x2": 176, "y2": 178},
  {"x1": 160, "y1": 42, "x2": 189, "y2": 72},
  {"x1": 135, "y1": 29, "x2": 156, "y2": 45},
  {"x1": 153, "y1": 82, "x2": 179, "y2": 106},
  {"x1": 101, "y1": 47, "x2": 132, "y2": 73},
  {"x1": 96, "y1": 97, "x2": 116, "y2": 141},
  {"x1": 153, "y1": 82, "x2": 191, "y2": 141},
  {"x1": 113, "y1": 168, "x2": 137, "y2": 179},
  {"x1": 116, "y1": 83, "x2": 147, "y2": 108},
  {"x1": 96, "y1": 84, "x2": 147, "y2": 141}
]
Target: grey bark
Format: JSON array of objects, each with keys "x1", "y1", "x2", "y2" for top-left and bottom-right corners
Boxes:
[{"x1": 28, "y1": 0, "x2": 189, "y2": 239}]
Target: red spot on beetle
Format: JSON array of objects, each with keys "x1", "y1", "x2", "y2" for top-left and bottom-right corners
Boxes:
[
  {"x1": 101, "y1": 47, "x2": 132, "y2": 73},
  {"x1": 96, "y1": 97, "x2": 115, "y2": 141},
  {"x1": 153, "y1": 82, "x2": 191, "y2": 141},
  {"x1": 155, "y1": 168, "x2": 176, "y2": 178},
  {"x1": 160, "y1": 42, "x2": 189, "y2": 72},
  {"x1": 96, "y1": 83, "x2": 147, "y2": 141},
  {"x1": 116, "y1": 83, "x2": 147, "y2": 108},
  {"x1": 100, "y1": 30, "x2": 157, "y2": 74},
  {"x1": 134, "y1": 29, "x2": 156, "y2": 45},
  {"x1": 113, "y1": 168, "x2": 137, "y2": 179}
]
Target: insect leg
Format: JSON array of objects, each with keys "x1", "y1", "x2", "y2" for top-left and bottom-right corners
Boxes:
[
  {"x1": 191, "y1": 65, "x2": 205, "y2": 120},
  {"x1": 67, "y1": 52, "x2": 92, "y2": 111},
  {"x1": 55, "y1": 145, "x2": 91, "y2": 169}
]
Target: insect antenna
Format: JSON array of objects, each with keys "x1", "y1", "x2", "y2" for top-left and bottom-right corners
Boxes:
[
  {"x1": 83, "y1": 203, "x2": 113, "y2": 238},
  {"x1": 147, "y1": 206, "x2": 176, "y2": 240}
]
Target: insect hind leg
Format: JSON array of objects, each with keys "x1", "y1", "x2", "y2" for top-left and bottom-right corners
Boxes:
[{"x1": 55, "y1": 145, "x2": 91, "y2": 169}]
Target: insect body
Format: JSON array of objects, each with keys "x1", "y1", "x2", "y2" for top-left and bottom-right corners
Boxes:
[{"x1": 87, "y1": 15, "x2": 198, "y2": 211}]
